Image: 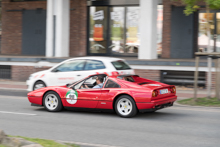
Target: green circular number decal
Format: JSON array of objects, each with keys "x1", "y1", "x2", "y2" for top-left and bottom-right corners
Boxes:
[{"x1": 66, "y1": 90, "x2": 78, "y2": 104}]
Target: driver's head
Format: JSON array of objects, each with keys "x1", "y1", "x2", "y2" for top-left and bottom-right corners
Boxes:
[{"x1": 96, "y1": 75, "x2": 104, "y2": 84}]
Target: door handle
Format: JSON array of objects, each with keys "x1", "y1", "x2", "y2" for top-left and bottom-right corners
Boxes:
[
  {"x1": 102, "y1": 90, "x2": 110, "y2": 93},
  {"x1": 77, "y1": 75, "x2": 81, "y2": 76}
]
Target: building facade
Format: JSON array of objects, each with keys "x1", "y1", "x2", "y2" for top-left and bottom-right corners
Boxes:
[
  {"x1": 0, "y1": 0, "x2": 219, "y2": 89},
  {"x1": 1, "y1": 0, "x2": 164, "y2": 59},
  {"x1": 1, "y1": 0, "x2": 219, "y2": 59}
]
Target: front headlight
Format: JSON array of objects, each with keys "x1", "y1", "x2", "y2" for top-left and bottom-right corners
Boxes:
[{"x1": 28, "y1": 74, "x2": 34, "y2": 80}]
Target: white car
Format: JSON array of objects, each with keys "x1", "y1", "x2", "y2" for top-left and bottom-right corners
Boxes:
[{"x1": 26, "y1": 57, "x2": 135, "y2": 91}]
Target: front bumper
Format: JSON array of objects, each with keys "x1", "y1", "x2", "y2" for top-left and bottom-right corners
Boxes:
[{"x1": 26, "y1": 79, "x2": 34, "y2": 91}]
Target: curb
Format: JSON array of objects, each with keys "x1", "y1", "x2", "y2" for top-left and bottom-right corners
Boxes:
[
  {"x1": 174, "y1": 101, "x2": 220, "y2": 109},
  {"x1": 57, "y1": 140, "x2": 121, "y2": 147},
  {"x1": 0, "y1": 87, "x2": 27, "y2": 91}
]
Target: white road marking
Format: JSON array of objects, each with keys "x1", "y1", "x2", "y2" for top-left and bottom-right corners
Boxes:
[
  {"x1": 58, "y1": 140, "x2": 121, "y2": 147},
  {"x1": 0, "y1": 111, "x2": 37, "y2": 116},
  {"x1": 0, "y1": 95, "x2": 26, "y2": 99}
]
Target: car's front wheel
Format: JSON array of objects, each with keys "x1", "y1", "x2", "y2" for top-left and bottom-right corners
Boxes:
[
  {"x1": 115, "y1": 95, "x2": 137, "y2": 118},
  {"x1": 43, "y1": 91, "x2": 63, "y2": 112},
  {"x1": 33, "y1": 81, "x2": 46, "y2": 91}
]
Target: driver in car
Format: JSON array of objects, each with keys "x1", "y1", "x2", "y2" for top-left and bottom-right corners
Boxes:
[
  {"x1": 82, "y1": 76, "x2": 104, "y2": 89},
  {"x1": 93, "y1": 76, "x2": 104, "y2": 88}
]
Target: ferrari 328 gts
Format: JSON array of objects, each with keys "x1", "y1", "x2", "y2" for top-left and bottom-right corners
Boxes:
[{"x1": 27, "y1": 74, "x2": 177, "y2": 117}]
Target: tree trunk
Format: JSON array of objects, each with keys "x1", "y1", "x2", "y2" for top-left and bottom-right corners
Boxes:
[{"x1": 206, "y1": 4, "x2": 212, "y2": 99}]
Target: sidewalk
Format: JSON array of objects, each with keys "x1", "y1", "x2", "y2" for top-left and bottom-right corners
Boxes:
[
  {"x1": 0, "y1": 80, "x2": 215, "y2": 99},
  {"x1": 0, "y1": 80, "x2": 27, "y2": 90}
]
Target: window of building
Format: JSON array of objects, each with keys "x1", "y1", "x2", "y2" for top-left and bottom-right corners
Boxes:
[
  {"x1": 157, "y1": 5, "x2": 163, "y2": 57},
  {"x1": 89, "y1": 7, "x2": 108, "y2": 54},
  {"x1": 88, "y1": 4, "x2": 163, "y2": 57},
  {"x1": 89, "y1": 6, "x2": 140, "y2": 56},
  {"x1": 11, "y1": 0, "x2": 46, "y2": 2},
  {"x1": 0, "y1": 0, "x2": 2, "y2": 52}
]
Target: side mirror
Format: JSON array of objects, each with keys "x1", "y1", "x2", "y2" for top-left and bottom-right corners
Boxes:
[{"x1": 51, "y1": 69, "x2": 60, "y2": 72}]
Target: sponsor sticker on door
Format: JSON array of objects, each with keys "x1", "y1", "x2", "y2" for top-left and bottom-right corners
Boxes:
[{"x1": 66, "y1": 90, "x2": 78, "y2": 104}]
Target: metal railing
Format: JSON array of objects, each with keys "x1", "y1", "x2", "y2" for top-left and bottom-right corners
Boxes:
[
  {"x1": 0, "y1": 65, "x2": 11, "y2": 79},
  {"x1": 194, "y1": 52, "x2": 220, "y2": 100}
]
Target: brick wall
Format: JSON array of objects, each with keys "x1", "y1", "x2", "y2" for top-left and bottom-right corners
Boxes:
[
  {"x1": 206, "y1": 72, "x2": 217, "y2": 90},
  {"x1": 161, "y1": 0, "x2": 172, "y2": 58},
  {"x1": 1, "y1": 0, "x2": 47, "y2": 55},
  {"x1": 11, "y1": 66, "x2": 50, "y2": 81},
  {"x1": 69, "y1": 0, "x2": 87, "y2": 57},
  {"x1": 134, "y1": 69, "x2": 160, "y2": 82},
  {"x1": 1, "y1": 0, "x2": 87, "y2": 57}
]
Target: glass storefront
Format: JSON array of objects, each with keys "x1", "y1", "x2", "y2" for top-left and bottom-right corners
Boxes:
[
  {"x1": 157, "y1": 5, "x2": 163, "y2": 57},
  {"x1": 198, "y1": 12, "x2": 220, "y2": 52},
  {"x1": 88, "y1": 1, "x2": 163, "y2": 57},
  {"x1": 89, "y1": 7, "x2": 108, "y2": 54},
  {"x1": 89, "y1": 6, "x2": 140, "y2": 56}
]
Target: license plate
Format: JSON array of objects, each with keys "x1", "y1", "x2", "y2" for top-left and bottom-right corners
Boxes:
[{"x1": 160, "y1": 89, "x2": 168, "y2": 94}]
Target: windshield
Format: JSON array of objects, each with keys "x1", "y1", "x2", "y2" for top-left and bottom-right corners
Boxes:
[{"x1": 112, "y1": 60, "x2": 131, "y2": 70}]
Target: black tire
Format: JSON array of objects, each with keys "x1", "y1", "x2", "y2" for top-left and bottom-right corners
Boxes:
[
  {"x1": 43, "y1": 91, "x2": 63, "y2": 112},
  {"x1": 114, "y1": 95, "x2": 137, "y2": 118},
  {"x1": 33, "y1": 81, "x2": 46, "y2": 91}
]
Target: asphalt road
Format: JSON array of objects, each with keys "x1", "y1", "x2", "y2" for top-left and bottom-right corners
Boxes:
[{"x1": 0, "y1": 89, "x2": 220, "y2": 147}]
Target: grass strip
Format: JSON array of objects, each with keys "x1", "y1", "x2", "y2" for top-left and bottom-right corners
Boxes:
[
  {"x1": 8, "y1": 136, "x2": 79, "y2": 147},
  {"x1": 177, "y1": 97, "x2": 220, "y2": 107}
]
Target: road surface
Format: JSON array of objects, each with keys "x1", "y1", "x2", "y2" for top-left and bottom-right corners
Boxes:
[{"x1": 0, "y1": 89, "x2": 219, "y2": 147}]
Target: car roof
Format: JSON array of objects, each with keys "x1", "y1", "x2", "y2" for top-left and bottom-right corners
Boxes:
[
  {"x1": 117, "y1": 75, "x2": 139, "y2": 79},
  {"x1": 65, "y1": 56, "x2": 125, "y2": 62}
]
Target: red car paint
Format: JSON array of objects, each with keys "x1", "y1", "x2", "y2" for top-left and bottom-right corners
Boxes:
[{"x1": 27, "y1": 74, "x2": 177, "y2": 112}]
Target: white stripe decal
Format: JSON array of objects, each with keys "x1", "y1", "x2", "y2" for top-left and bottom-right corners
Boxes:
[{"x1": 0, "y1": 111, "x2": 37, "y2": 116}]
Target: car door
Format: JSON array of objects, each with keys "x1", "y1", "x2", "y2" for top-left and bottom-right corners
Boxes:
[
  {"x1": 96, "y1": 79, "x2": 121, "y2": 109},
  {"x1": 47, "y1": 60, "x2": 88, "y2": 86},
  {"x1": 63, "y1": 76, "x2": 102, "y2": 108}
]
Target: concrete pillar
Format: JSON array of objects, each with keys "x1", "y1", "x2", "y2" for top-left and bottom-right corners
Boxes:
[
  {"x1": 46, "y1": 0, "x2": 70, "y2": 57},
  {"x1": 46, "y1": 0, "x2": 54, "y2": 57},
  {"x1": 139, "y1": 0, "x2": 159, "y2": 59}
]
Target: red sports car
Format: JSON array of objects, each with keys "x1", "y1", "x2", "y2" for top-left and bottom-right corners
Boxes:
[{"x1": 27, "y1": 74, "x2": 177, "y2": 118}]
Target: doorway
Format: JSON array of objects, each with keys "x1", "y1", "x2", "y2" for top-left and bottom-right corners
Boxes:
[{"x1": 22, "y1": 9, "x2": 46, "y2": 55}]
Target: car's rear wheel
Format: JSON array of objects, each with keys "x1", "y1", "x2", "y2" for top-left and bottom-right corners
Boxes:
[
  {"x1": 33, "y1": 81, "x2": 46, "y2": 91},
  {"x1": 115, "y1": 95, "x2": 137, "y2": 118},
  {"x1": 43, "y1": 91, "x2": 63, "y2": 112}
]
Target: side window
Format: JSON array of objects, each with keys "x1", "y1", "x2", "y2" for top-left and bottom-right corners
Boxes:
[
  {"x1": 74, "y1": 80, "x2": 84, "y2": 90},
  {"x1": 54, "y1": 60, "x2": 86, "y2": 72},
  {"x1": 84, "y1": 60, "x2": 106, "y2": 70},
  {"x1": 111, "y1": 60, "x2": 131, "y2": 70},
  {"x1": 104, "y1": 80, "x2": 120, "y2": 88}
]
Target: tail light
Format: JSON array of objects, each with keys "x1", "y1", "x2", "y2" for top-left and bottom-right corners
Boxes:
[
  {"x1": 152, "y1": 90, "x2": 158, "y2": 97},
  {"x1": 170, "y1": 86, "x2": 176, "y2": 93},
  {"x1": 112, "y1": 71, "x2": 119, "y2": 76}
]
